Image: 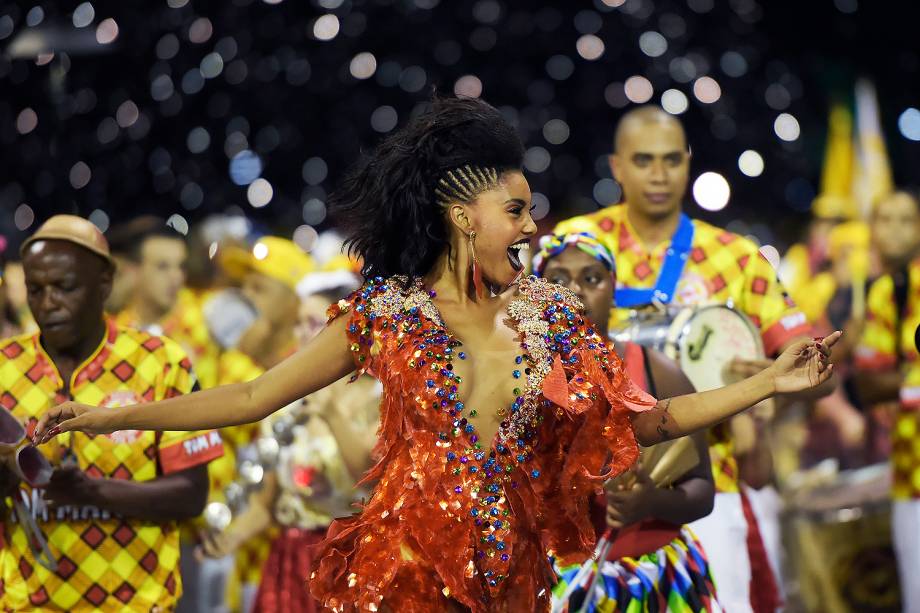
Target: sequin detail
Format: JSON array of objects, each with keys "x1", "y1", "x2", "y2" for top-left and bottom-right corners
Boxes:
[{"x1": 312, "y1": 276, "x2": 653, "y2": 613}]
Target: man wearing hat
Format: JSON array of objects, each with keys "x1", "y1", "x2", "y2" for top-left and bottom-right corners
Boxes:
[
  {"x1": 200, "y1": 236, "x2": 313, "y2": 612},
  {"x1": 0, "y1": 215, "x2": 224, "y2": 611}
]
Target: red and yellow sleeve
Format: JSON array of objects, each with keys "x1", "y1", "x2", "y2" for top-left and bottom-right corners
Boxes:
[
  {"x1": 155, "y1": 337, "x2": 224, "y2": 473},
  {"x1": 158, "y1": 430, "x2": 225, "y2": 474},
  {"x1": 855, "y1": 274, "x2": 898, "y2": 371},
  {"x1": 741, "y1": 251, "x2": 811, "y2": 356}
]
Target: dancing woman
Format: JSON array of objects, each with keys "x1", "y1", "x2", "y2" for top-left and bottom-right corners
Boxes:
[{"x1": 34, "y1": 97, "x2": 838, "y2": 612}]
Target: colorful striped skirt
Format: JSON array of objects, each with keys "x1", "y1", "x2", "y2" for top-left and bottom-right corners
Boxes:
[{"x1": 552, "y1": 526, "x2": 721, "y2": 613}]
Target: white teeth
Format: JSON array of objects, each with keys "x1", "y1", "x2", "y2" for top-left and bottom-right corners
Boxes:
[{"x1": 509, "y1": 243, "x2": 529, "y2": 251}]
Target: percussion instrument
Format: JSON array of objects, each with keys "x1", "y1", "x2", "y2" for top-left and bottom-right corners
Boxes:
[
  {"x1": 0, "y1": 409, "x2": 57, "y2": 571},
  {"x1": 784, "y1": 463, "x2": 899, "y2": 612},
  {"x1": 610, "y1": 302, "x2": 765, "y2": 392}
]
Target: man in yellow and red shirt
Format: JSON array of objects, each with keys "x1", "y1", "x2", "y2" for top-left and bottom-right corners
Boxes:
[
  {"x1": 0, "y1": 215, "x2": 223, "y2": 611},
  {"x1": 113, "y1": 222, "x2": 220, "y2": 390},
  {"x1": 555, "y1": 106, "x2": 819, "y2": 612},
  {"x1": 854, "y1": 245, "x2": 920, "y2": 609}
]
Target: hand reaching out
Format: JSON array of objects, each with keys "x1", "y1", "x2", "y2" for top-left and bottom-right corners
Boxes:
[
  {"x1": 32, "y1": 402, "x2": 116, "y2": 445},
  {"x1": 768, "y1": 331, "x2": 842, "y2": 394}
]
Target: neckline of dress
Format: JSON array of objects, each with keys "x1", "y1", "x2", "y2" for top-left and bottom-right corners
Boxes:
[{"x1": 399, "y1": 275, "x2": 552, "y2": 449}]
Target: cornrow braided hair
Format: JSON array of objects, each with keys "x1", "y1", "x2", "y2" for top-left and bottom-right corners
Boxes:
[
  {"x1": 434, "y1": 164, "x2": 501, "y2": 207},
  {"x1": 330, "y1": 95, "x2": 524, "y2": 280}
]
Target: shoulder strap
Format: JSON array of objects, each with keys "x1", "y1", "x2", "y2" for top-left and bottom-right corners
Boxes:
[{"x1": 620, "y1": 342, "x2": 649, "y2": 394}]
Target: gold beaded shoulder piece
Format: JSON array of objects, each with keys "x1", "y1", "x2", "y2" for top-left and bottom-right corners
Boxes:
[
  {"x1": 336, "y1": 276, "x2": 443, "y2": 327},
  {"x1": 500, "y1": 276, "x2": 584, "y2": 442}
]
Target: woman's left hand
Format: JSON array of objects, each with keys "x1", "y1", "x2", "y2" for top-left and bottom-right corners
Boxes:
[
  {"x1": 604, "y1": 470, "x2": 657, "y2": 529},
  {"x1": 769, "y1": 331, "x2": 842, "y2": 394}
]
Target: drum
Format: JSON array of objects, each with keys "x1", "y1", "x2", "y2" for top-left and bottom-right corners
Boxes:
[
  {"x1": 784, "y1": 464, "x2": 899, "y2": 612},
  {"x1": 610, "y1": 303, "x2": 765, "y2": 392}
]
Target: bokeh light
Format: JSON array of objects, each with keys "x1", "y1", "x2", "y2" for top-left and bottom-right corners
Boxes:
[
  {"x1": 70, "y1": 162, "x2": 92, "y2": 189},
  {"x1": 530, "y1": 192, "x2": 550, "y2": 220},
  {"x1": 73, "y1": 3, "x2": 95, "y2": 28},
  {"x1": 313, "y1": 15, "x2": 340, "y2": 41},
  {"x1": 229, "y1": 150, "x2": 263, "y2": 186},
  {"x1": 454, "y1": 74, "x2": 483, "y2": 98},
  {"x1": 14, "y1": 205, "x2": 35, "y2": 231},
  {"x1": 293, "y1": 224, "x2": 319, "y2": 252},
  {"x1": 661, "y1": 89, "x2": 689, "y2": 114},
  {"x1": 898, "y1": 108, "x2": 920, "y2": 141},
  {"x1": 624, "y1": 76, "x2": 653, "y2": 103},
  {"x1": 693, "y1": 172, "x2": 731, "y2": 211},
  {"x1": 693, "y1": 76, "x2": 721, "y2": 103},
  {"x1": 774, "y1": 113, "x2": 801, "y2": 141},
  {"x1": 166, "y1": 213, "x2": 189, "y2": 235},
  {"x1": 576, "y1": 35, "x2": 604, "y2": 60},
  {"x1": 370, "y1": 106, "x2": 398, "y2": 132},
  {"x1": 639, "y1": 31, "x2": 667, "y2": 57},
  {"x1": 247, "y1": 178, "x2": 274, "y2": 208},
  {"x1": 593, "y1": 178, "x2": 622, "y2": 205},
  {"x1": 96, "y1": 18, "x2": 119, "y2": 44},
  {"x1": 16, "y1": 108, "x2": 37, "y2": 135},
  {"x1": 89, "y1": 209, "x2": 110, "y2": 232},
  {"x1": 350, "y1": 52, "x2": 377, "y2": 79},
  {"x1": 738, "y1": 150, "x2": 765, "y2": 177},
  {"x1": 543, "y1": 119, "x2": 570, "y2": 145}
]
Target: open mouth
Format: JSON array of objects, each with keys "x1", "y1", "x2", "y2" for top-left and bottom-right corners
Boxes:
[{"x1": 507, "y1": 240, "x2": 530, "y2": 272}]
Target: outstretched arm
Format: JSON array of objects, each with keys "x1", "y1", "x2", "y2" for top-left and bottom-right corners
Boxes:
[
  {"x1": 631, "y1": 332, "x2": 839, "y2": 446},
  {"x1": 33, "y1": 316, "x2": 356, "y2": 441}
]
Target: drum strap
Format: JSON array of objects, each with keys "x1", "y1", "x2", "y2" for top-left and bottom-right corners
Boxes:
[{"x1": 615, "y1": 213, "x2": 694, "y2": 307}]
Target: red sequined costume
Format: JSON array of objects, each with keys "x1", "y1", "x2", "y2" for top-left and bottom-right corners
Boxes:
[{"x1": 309, "y1": 276, "x2": 656, "y2": 612}]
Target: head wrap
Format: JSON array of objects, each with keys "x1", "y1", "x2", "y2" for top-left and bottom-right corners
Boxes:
[{"x1": 532, "y1": 232, "x2": 616, "y2": 279}]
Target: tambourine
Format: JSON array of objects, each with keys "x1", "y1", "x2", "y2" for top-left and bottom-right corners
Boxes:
[
  {"x1": 0, "y1": 409, "x2": 57, "y2": 571},
  {"x1": 0, "y1": 410, "x2": 53, "y2": 487}
]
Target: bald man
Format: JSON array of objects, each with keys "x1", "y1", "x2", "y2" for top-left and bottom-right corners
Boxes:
[{"x1": 555, "y1": 106, "x2": 826, "y2": 612}]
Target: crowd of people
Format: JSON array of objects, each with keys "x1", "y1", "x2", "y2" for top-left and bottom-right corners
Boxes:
[{"x1": 0, "y1": 96, "x2": 913, "y2": 613}]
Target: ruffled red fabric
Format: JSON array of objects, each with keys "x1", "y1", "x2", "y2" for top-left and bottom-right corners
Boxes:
[{"x1": 309, "y1": 278, "x2": 655, "y2": 612}]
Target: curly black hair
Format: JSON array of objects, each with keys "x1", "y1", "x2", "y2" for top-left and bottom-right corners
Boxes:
[{"x1": 331, "y1": 96, "x2": 525, "y2": 280}]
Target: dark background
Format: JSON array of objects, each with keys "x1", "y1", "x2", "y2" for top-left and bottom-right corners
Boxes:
[{"x1": 2, "y1": 0, "x2": 918, "y2": 252}]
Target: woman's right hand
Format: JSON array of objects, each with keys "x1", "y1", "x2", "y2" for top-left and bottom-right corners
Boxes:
[{"x1": 32, "y1": 402, "x2": 116, "y2": 444}]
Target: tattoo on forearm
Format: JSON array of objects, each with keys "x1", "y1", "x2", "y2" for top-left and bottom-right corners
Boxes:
[
  {"x1": 655, "y1": 399, "x2": 672, "y2": 439},
  {"x1": 632, "y1": 398, "x2": 679, "y2": 444}
]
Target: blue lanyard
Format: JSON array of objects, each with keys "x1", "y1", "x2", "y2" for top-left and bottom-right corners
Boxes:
[{"x1": 614, "y1": 213, "x2": 694, "y2": 307}]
